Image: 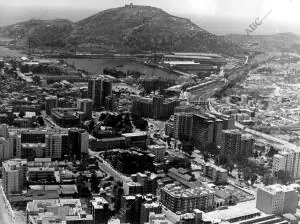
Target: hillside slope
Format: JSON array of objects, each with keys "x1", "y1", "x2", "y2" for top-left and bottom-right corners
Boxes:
[
  {"x1": 225, "y1": 33, "x2": 300, "y2": 52},
  {"x1": 0, "y1": 5, "x2": 241, "y2": 55},
  {"x1": 0, "y1": 19, "x2": 74, "y2": 49},
  {"x1": 74, "y1": 5, "x2": 241, "y2": 54}
]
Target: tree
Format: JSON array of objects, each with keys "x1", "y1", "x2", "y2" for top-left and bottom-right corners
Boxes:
[
  {"x1": 250, "y1": 174, "x2": 258, "y2": 185},
  {"x1": 19, "y1": 111, "x2": 25, "y2": 118},
  {"x1": 263, "y1": 173, "x2": 275, "y2": 186},
  {"x1": 267, "y1": 146, "x2": 278, "y2": 157},
  {"x1": 253, "y1": 151, "x2": 258, "y2": 158},
  {"x1": 276, "y1": 170, "x2": 292, "y2": 185}
]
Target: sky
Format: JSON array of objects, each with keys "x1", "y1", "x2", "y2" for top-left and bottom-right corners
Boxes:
[{"x1": 0, "y1": 0, "x2": 300, "y2": 35}]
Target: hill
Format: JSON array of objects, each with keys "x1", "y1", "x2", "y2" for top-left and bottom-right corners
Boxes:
[
  {"x1": 0, "y1": 5, "x2": 241, "y2": 55},
  {"x1": 74, "y1": 5, "x2": 241, "y2": 54},
  {"x1": 0, "y1": 19, "x2": 74, "y2": 51},
  {"x1": 225, "y1": 33, "x2": 300, "y2": 52}
]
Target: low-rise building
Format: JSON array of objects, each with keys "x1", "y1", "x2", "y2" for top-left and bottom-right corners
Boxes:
[
  {"x1": 27, "y1": 199, "x2": 93, "y2": 224},
  {"x1": 203, "y1": 163, "x2": 228, "y2": 184}
]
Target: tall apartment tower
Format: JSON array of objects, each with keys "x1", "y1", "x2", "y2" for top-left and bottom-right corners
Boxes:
[
  {"x1": 221, "y1": 129, "x2": 254, "y2": 159},
  {"x1": 0, "y1": 124, "x2": 9, "y2": 138},
  {"x1": 153, "y1": 95, "x2": 164, "y2": 119},
  {"x1": 272, "y1": 148, "x2": 300, "y2": 179},
  {"x1": 91, "y1": 197, "x2": 109, "y2": 224},
  {"x1": 88, "y1": 78, "x2": 112, "y2": 107},
  {"x1": 77, "y1": 98, "x2": 93, "y2": 119},
  {"x1": 192, "y1": 114, "x2": 214, "y2": 149},
  {"x1": 174, "y1": 113, "x2": 193, "y2": 140},
  {"x1": 221, "y1": 129, "x2": 241, "y2": 156},
  {"x1": 45, "y1": 132, "x2": 62, "y2": 159},
  {"x1": 2, "y1": 159, "x2": 27, "y2": 195},
  {"x1": 68, "y1": 128, "x2": 89, "y2": 159},
  {"x1": 240, "y1": 134, "x2": 255, "y2": 158},
  {"x1": 45, "y1": 96, "x2": 58, "y2": 115}
]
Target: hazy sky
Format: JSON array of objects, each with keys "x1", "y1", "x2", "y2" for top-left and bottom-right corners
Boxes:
[
  {"x1": 2, "y1": 0, "x2": 299, "y2": 21},
  {"x1": 1, "y1": 0, "x2": 299, "y2": 34}
]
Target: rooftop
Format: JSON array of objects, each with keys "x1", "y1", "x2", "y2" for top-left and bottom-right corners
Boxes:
[
  {"x1": 122, "y1": 132, "x2": 147, "y2": 137},
  {"x1": 162, "y1": 183, "x2": 213, "y2": 198},
  {"x1": 91, "y1": 197, "x2": 108, "y2": 209},
  {"x1": 261, "y1": 184, "x2": 297, "y2": 194},
  {"x1": 2, "y1": 159, "x2": 27, "y2": 172}
]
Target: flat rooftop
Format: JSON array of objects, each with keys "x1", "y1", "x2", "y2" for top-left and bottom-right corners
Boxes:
[
  {"x1": 162, "y1": 183, "x2": 213, "y2": 198},
  {"x1": 122, "y1": 132, "x2": 147, "y2": 137}
]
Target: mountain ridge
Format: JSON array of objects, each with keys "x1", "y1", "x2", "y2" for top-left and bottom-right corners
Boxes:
[{"x1": 2, "y1": 4, "x2": 285, "y2": 55}]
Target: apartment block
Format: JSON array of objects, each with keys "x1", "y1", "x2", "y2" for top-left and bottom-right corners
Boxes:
[
  {"x1": 160, "y1": 183, "x2": 214, "y2": 213},
  {"x1": 148, "y1": 144, "x2": 166, "y2": 162},
  {"x1": 2, "y1": 158, "x2": 27, "y2": 195},
  {"x1": 221, "y1": 129, "x2": 254, "y2": 159},
  {"x1": 256, "y1": 184, "x2": 298, "y2": 215},
  {"x1": 272, "y1": 148, "x2": 300, "y2": 179},
  {"x1": 203, "y1": 163, "x2": 228, "y2": 184},
  {"x1": 91, "y1": 197, "x2": 109, "y2": 224},
  {"x1": 27, "y1": 199, "x2": 93, "y2": 224}
]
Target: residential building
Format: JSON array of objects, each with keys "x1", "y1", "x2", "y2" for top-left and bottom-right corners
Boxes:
[
  {"x1": 0, "y1": 137, "x2": 11, "y2": 162},
  {"x1": 11, "y1": 129, "x2": 63, "y2": 160},
  {"x1": 140, "y1": 202, "x2": 162, "y2": 224},
  {"x1": 77, "y1": 98, "x2": 93, "y2": 119},
  {"x1": 132, "y1": 95, "x2": 179, "y2": 120},
  {"x1": 174, "y1": 113, "x2": 193, "y2": 140},
  {"x1": 272, "y1": 147, "x2": 300, "y2": 179},
  {"x1": 68, "y1": 128, "x2": 89, "y2": 159},
  {"x1": 89, "y1": 137, "x2": 125, "y2": 151},
  {"x1": 27, "y1": 199, "x2": 93, "y2": 224},
  {"x1": 0, "y1": 124, "x2": 9, "y2": 138},
  {"x1": 45, "y1": 96, "x2": 58, "y2": 115},
  {"x1": 148, "y1": 145, "x2": 166, "y2": 162},
  {"x1": 51, "y1": 108, "x2": 80, "y2": 128},
  {"x1": 221, "y1": 129, "x2": 254, "y2": 159},
  {"x1": 2, "y1": 159, "x2": 27, "y2": 195},
  {"x1": 91, "y1": 197, "x2": 109, "y2": 224},
  {"x1": 192, "y1": 114, "x2": 214, "y2": 149},
  {"x1": 160, "y1": 183, "x2": 214, "y2": 213},
  {"x1": 203, "y1": 163, "x2": 228, "y2": 184},
  {"x1": 256, "y1": 184, "x2": 298, "y2": 214},
  {"x1": 88, "y1": 77, "x2": 112, "y2": 107},
  {"x1": 122, "y1": 132, "x2": 148, "y2": 149}
]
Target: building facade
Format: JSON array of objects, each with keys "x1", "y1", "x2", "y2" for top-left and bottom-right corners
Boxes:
[
  {"x1": 256, "y1": 184, "x2": 298, "y2": 215},
  {"x1": 160, "y1": 183, "x2": 214, "y2": 213},
  {"x1": 2, "y1": 159, "x2": 27, "y2": 195}
]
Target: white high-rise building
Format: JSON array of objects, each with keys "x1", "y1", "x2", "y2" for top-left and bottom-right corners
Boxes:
[
  {"x1": 2, "y1": 159, "x2": 27, "y2": 195},
  {"x1": 256, "y1": 184, "x2": 298, "y2": 215},
  {"x1": 272, "y1": 147, "x2": 300, "y2": 179},
  {"x1": 80, "y1": 131, "x2": 89, "y2": 154}
]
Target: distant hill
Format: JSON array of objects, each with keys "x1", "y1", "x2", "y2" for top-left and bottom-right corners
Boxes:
[
  {"x1": 225, "y1": 33, "x2": 300, "y2": 52},
  {"x1": 0, "y1": 19, "x2": 74, "y2": 50},
  {"x1": 0, "y1": 5, "x2": 241, "y2": 55}
]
